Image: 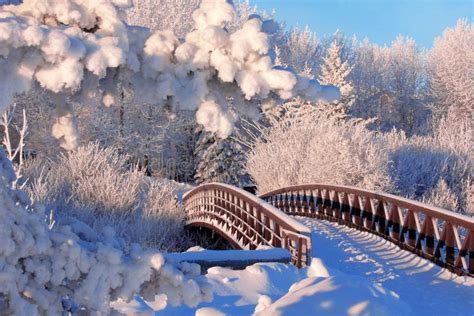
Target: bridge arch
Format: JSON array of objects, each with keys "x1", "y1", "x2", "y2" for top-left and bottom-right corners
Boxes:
[{"x1": 183, "y1": 183, "x2": 312, "y2": 267}]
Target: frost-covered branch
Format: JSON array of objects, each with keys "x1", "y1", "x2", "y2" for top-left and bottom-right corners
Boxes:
[{"x1": 1, "y1": 103, "x2": 28, "y2": 182}]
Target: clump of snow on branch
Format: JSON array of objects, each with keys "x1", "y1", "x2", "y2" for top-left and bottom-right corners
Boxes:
[
  {"x1": 0, "y1": 0, "x2": 339, "y2": 142},
  {"x1": 51, "y1": 105, "x2": 79, "y2": 150}
]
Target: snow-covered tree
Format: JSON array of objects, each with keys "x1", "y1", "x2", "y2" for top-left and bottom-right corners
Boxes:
[
  {"x1": 194, "y1": 126, "x2": 251, "y2": 187},
  {"x1": 318, "y1": 39, "x2": 354, "y2": 120},
  {"x1": 349, "y1": 39, "x2": 385, "y2": 119},
  {"x1": 0, "y1": 0, "x2": 339, "y2": 151},
  {"x1": 274, "y1": 26, "x2": 323, "y2": 74},
  {"x1": 126, "y1": 0, "x2": 200, "y2": 38},
  {"x1": 381, "y1": 36, "x2": 427, "y2": 134},
  {"x1": 349, "y1": 36, "x2": 428, "y2": 134},
  {"x1": 429, "y1": 19, "x2": 473, "y2": 120}
]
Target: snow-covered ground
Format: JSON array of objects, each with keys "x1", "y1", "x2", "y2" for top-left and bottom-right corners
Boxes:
[{"x1": 115, "y1": 217, "x2": 474, "y2": 315}]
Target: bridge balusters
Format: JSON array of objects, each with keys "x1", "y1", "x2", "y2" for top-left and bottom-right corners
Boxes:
[
  {"x1": 282, "y1": 193, "x2": 288, "y2": 213},
  {"x1": 402, "y1": 210, "x2": 418, "y2": 248},
  {"x1": 374, "y1": 200, "x2": 386, "y2": 235},
  {"x1": 308, "y1": 190, "x2": 316, "y2": 217},
  {"x1": 290, "y1": 192, "x2": 297, "y2": 214},
  {"x1": 298, "y1": 190, "x2": 307, "y2": 216},
  {"x1": 389, "y1": 205, "x2": 403, "y2": 242},
  {"x1": 350, "y1": 195, "x2": 362, "y2": 226},
  {"x1": 294, "y1": 191, "x2": 301, "y2": 215},
  {"x1": 301, "y1": 190, "x2": 308, "y2": 214},
  {"x1": 340, "y1": 192, "x2": 350, "y2": 222},
  {"x1": 362, "y1": 197, "x2": 374, "y2": 230},
  {"x1": 229, "y1": 194, "x2": 236, "y2": 235},
  {"x1": 263, "y1": 215, "x2": 271, "y2": 241},
  {"x1": 315, "y1": 189, "x2": 323, "y2": 216},
  {"x1": 296, "y1": 237, "x2": 303, "y2": 268},
  {"x1": 332, "y1": 191, "x2": 342, "y2": 221},
  {"x1": 272, "y1": 222, "x2": 282, "y2": 247},
  {"x1": 296, "y1": 191, "x2": 302, "y2": 214},
  {"x1": 435, "y1": 222, "x2": 457, "y2": 266},
  {"x1": 255, "y1": 206, "x2": 263, "y2": 243},
  {"x1": 235, "y1": 197, "x2": 243, "y2": 241},
  {"x1": 241, "y1": 200, "x2": 248, "y2": 238},
  {"x1": 323, "y1": 190, "x2": 330, "y2": 217},
  {"x1": 457, "y1": 230, "x2": 474, "y2": 273},
  {"x1": 286, "y1": 193, "x2": 292, "y2": 214}
]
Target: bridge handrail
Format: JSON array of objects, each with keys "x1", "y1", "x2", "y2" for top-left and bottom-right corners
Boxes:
[
  {"x1": 260, "y1": 184, "x2": 474, "y2": 229},
  {"x1": 259, "y1": 183, "x2": 474, "y2": 276},
  {"x1": 183, "y1": 183, "x2": 312, "y2": 267}
]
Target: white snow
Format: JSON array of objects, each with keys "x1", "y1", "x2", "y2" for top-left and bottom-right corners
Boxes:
[
  {"x1": 116, "y1": 216, "x2": 474, "y2": 315},
  {"x1": 165, "y1": 248, "x2": 291, "y2": 266}
]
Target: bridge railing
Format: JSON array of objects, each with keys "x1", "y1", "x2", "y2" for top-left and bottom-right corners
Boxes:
[
  {"x1": 183, "y1": 183, "x2": 312, "y2": 267},
  {"x1": 260, "y1": 184, "x2": 474, "y2": 276}
]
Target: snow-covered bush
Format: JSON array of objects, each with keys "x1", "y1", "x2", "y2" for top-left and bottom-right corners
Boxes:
[
  {"x1": 21, "y1": 143, "x2": 189, "y2": 249},
  {"x1": 0, "y1": 148, "x2": 211, "y2": 314},
  {"x1": 22, "y1": 143, "x2": 142, "y2": 212},
  {"x1": 137, "y1": 180, "x2": 189, "y2": 250},
  {"x1": 387, "y1": 110, "x2": 473, "y2": 214},
  {"x1": 246, "y1": 107, "x2": 472, "y2": 214},
  {"x1": 245, "y1": 110, "x2": 393, "y2": 193}
]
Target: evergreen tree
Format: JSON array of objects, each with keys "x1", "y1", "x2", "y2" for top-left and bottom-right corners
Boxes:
[
  {"x1": 318, "y1": 40, "x2": 355, "y2": 120},
  {"x1": 194, "y1": 127, "x2": 252, "y2": 188}
]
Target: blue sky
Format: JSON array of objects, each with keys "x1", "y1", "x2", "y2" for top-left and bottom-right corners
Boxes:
[{"x1": 251, "y1": 0, "x2": 473, "y2": 47}]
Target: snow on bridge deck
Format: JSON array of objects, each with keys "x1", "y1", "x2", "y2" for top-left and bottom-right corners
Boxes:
[{"x1": 296, "y1": 216, "x2": 474, "y2": 315}]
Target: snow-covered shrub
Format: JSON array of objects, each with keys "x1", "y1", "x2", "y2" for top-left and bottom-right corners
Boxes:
[
  {"x1": 387, "y1": 110, "x2": 473, "y2": 214},
  {"x1": 21, "y1": 143, "x2": 190, "y2": 249},
  {"x1": 423, "y1": 179, "x2": 458, "y2": 211},
  {"x1": 245, "y1": 110, "x2": 393, "y2": 193},
  {"x1": 247, "y1": 106, "x2": 472, "y2": 214},
  {"x1": 0, "y1": 148, "x2": 211, "y2": 314},
  {"x1": 23, "y1": 143, "x2": 143, "y2": 213},
  {"x1": 134, "y1": 180, "x2": 189, "y2": 250}
]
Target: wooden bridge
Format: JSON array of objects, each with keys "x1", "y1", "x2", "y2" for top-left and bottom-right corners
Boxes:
[{"x1": 183, "y1": 183, "x2": 474, "y2": 276}]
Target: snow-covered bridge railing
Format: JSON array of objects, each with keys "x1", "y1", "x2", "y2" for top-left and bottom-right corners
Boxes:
[
  {"x1": 260, "y1": 184, "x2": 474, "y2": 277},
  {"x1": 183, "y1": 183, "x2": 312, "y2": 267}
]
